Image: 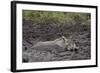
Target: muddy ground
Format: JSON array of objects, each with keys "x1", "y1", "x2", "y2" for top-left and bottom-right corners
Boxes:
[{"x1": 22, "y1": 20, "x2": 91, "y2": 63}]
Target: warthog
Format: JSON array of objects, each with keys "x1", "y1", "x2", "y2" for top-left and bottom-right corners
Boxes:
[{"x1": 31, "y1": 36, "x2": 78, "y2": 53}]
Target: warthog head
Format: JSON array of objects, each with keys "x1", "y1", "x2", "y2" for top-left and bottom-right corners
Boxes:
[
  {"x1": 66, "y1": 40, "x2": 79, "y2": 51},
  {"x1": 54, "y1": 36, "x2": 79, "y2": 51}
]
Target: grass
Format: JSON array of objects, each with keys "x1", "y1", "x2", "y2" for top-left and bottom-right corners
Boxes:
[{"x1": 23, "y1": 10, "x2": 90, "y2": 26}]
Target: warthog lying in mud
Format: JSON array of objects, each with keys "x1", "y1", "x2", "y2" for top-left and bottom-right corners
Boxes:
[{"x1": 31, "y1": 36, "x2": 79, "y2": 53}]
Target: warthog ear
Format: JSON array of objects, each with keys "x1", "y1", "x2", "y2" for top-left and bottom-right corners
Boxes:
[{"x1": 61, "y1": 36, "x2": 67, "y2": 42}]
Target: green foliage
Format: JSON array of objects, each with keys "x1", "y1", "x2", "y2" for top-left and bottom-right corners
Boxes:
[{"x1": 23, "y1": 10, "x2": 91, "y2": 26}]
